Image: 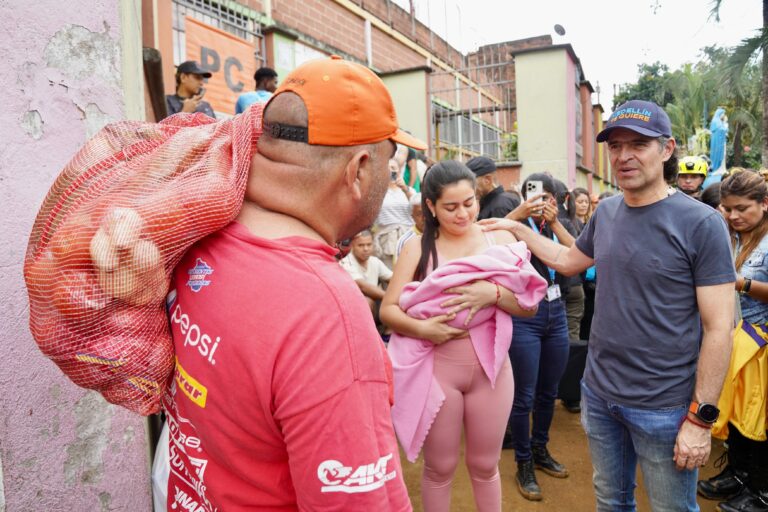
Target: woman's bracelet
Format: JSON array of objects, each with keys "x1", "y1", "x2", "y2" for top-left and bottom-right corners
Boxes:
[
  {"x1": 494, "y1": 282, "x2": 501, "y2": 305},
  {"x1": 739, "y1": 278, "x2": 752, "y2": 295}
]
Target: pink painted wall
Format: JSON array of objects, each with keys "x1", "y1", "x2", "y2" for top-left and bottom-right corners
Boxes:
[
  {"x1": 580, "y1": 84, "x2": 595, "y2": 173},
  {"x1": 0, "y1": 2, "x2": 152, "y2": 510},
  {"x1": 565, "y1": 55, "x2": 577, "y2": 188}
]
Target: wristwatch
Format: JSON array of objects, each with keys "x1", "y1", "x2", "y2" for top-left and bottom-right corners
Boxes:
[{"x1": 689, "y1": 401, "x2": 720, "y2": 424}]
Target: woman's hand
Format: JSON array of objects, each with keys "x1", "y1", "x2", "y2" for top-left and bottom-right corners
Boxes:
[
  {"x1": 506, "y1": 193, "x2": 546, "y2": 221},
  {"x1": 441, "y1": 280, "x2": 497, "y2": 326},
  {"x1": 418, "y1": 313, "x2": 468, "y2": 344},
  {"x1": 541, "y1": 202, "x2": 560, "y2": 225}
]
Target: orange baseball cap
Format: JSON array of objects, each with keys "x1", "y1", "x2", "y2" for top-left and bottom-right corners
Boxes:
[{"x1": 264, "y1": 55, "x2": 427, "y2": 150}]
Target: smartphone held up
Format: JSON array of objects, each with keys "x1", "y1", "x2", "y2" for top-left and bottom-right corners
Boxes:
[{"x1": 526, "y1": 180, "x2": 544, "y2": 204}]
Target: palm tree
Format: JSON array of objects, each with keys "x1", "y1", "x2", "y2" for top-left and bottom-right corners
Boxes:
[
  {"x1": 711, "y1": 0, "x2": 768, "y2": 166},
  {"x1": 664, "y1": 64, "x2": 709, "y2": 144}
]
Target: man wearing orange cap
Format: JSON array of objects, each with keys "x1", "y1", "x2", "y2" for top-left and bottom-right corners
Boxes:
[{"x1": 164, "y1": 56, "x2": 424, "y2": 511}]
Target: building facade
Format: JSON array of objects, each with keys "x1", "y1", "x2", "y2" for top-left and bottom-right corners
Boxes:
[{"x1": 142, "y1": 0, "x2": 613, "y2": 192}]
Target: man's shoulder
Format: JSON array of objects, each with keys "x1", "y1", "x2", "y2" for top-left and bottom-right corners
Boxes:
[
  {"x1": 660, "y1": 192, "x2": 728, "y2": 230},
  {"x1": 166, "y1": 94, "x2": 182, "y2": 113},
  {"x1": 495, "y1": 190, "x2": 519, "y2": 206},
  {"x1": 368, "y1": 255, "x2": 387, "y2": 266},
  {"x1": 339, "y1": 252, "x2": 358, "y2": 268}
]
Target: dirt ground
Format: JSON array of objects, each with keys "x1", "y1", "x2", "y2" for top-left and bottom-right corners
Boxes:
[{"x1": 401, "y1": 404, "x2": 725, "y2": 511}]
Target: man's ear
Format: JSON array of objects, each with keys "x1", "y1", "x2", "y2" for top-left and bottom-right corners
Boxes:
[
  {"x1": 342, "y1": 149, "x2": 372, "y2": 201},
  {"x1": 662, "y1": 137, "x2": 677, "y2": 162}
]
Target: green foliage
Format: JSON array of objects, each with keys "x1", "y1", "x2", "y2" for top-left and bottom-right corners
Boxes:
[
  {"x1": 613, "y1": 62, "x2": 674, "y2": 108},
  {"x1": 613, "y1": 42, "x2": 763, "y2": 167},
  {"x1": 501, "y1": 131, "x2": 518, "y2": 161}
]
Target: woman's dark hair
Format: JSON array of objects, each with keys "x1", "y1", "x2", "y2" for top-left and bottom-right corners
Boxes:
[
  {"x1": 598, "y1": 190, "x2": 615, "y2": 200},
  {"x1": 415, "y1": 160, "x2": 476, "y2": 281},
  {"x1": 521, "y1": 173, "x2": 556, "y2": 200},
  {"x1": 720, "y1": 170, "x2": 768, "y2": 270},
  {"x1": 700, "y1": 183, "x2": 722, "y2": 210},
  {"x1": 572, "y1": 187, "x2": 591, "y2": 220},
  {"x1": 572, "y1": 187, "x2": 590, "y2": 201},
  {"x1": 553, "y1": 179, "x2": 576, "y2": 223}
]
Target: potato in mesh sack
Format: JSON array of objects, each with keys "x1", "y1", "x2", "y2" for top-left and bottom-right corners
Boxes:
[{"x1": 23, "y1": 107, "x2": 264, "y2": 415}]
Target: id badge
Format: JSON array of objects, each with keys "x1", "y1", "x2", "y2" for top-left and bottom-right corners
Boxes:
[{"x1": 546, "y1": 284, "x2": 562, "y2": 302}]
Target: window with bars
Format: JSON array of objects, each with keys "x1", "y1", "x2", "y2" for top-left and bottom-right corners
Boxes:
[
  {"x1": 172, "y1": 0, "x2": 264, "y2": 66},
  {"x1": 432, "y1": 101, "x2": 503, "y2": 159}
]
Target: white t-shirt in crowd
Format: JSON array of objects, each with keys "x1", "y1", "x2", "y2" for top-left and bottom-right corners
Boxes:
[
  {"x1": 340, "y1": 253, "x2": 393, "y2": 286},
  {"x1": 375, "y1": 187, "x2": 413, "y2": 227}
]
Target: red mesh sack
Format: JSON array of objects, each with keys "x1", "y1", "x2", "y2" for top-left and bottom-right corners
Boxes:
[{"x1": 23, "y1": 106, "x2": 263, "y2": 415}]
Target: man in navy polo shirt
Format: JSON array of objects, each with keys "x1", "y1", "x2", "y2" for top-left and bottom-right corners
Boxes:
[{"x1": 482, "y1": 100, "x2": 735, "y2": 510}]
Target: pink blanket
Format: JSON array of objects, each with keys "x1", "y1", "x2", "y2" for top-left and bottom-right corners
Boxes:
[{"x1": 388, "y1": 242, "x2": 547, "y2": 462}]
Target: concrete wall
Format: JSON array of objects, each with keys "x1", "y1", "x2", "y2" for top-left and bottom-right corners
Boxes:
[
  {"x1": 0, "y1": 1, "x2": 153, "y2": 510},
  {"x1": 515, "y1": 49, "x2": 569, "y2": 184},
  {"x1": 381, "y1": 69, "x2": 430, "y2": 146}
]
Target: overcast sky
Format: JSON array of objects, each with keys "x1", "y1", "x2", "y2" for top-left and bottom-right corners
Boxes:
[{"x1": 392, "y1": 0, "x2": 761, "y2": 113}]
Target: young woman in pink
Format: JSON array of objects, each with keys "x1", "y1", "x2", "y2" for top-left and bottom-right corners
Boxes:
[{"x1": 381, "y1": 161, "x2": 542, "y2": 511}]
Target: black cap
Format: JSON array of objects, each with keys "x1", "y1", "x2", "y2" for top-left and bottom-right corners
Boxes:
[
  {"x1": 176, "y1": 61, "x2": 212, "y2": 78},
  {"x1": 466, "y1": 156, "x2": 496, "y2": 177}
]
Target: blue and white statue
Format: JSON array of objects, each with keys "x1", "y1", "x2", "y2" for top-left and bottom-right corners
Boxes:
[{"x1": 703, "y1": 108, "x2": 729, "y2": 189}]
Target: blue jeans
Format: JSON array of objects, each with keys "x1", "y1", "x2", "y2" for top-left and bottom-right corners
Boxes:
[
  {"x1": 580, "y1": 382, "x2": 699, "y2": 511},
  {"x1": 508, "y1": 298, "x2": 570, "y2": 461}
]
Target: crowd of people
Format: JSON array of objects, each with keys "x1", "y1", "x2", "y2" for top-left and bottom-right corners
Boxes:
[
  {"x1": 165, "y1": 59, "x2": 278, "y2": 118},
  {"x1": 158, "y1": 56, "x2": 767, "y2": 512}
]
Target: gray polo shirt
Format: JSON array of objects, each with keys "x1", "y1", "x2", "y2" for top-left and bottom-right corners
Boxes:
[{"x1": 575, "y1": 192, "x2": 735, "y2": 408}]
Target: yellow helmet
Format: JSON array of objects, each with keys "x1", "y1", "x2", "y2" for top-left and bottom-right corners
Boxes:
[{"x1": 678, "y1": 156, "x2": 708, "y2": 176}]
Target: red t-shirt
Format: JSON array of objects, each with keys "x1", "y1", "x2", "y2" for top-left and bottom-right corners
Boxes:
[{"x1": 164, "y1": 222, "x2": 410, "y2": 511}]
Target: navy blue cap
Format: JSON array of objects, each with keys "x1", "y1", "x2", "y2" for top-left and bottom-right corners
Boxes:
[
  {"x1": 596, "y1": 100, "x2": 672, "y2": 142},
  {"x1": 176, "y1": 60, "x2": 212, "y2": 78},
  {"x1": 466, "y1": 156, "x2": 496, "y2": 177}
]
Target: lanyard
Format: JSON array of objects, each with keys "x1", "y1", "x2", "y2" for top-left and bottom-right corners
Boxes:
[{"x1": 528, "y1": 218, "x2": 557, "y2": 283}]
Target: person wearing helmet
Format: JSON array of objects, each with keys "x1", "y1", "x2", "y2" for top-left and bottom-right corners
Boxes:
[{"x1": 677, "y1": 156, "x2": 709, "y2": 200}]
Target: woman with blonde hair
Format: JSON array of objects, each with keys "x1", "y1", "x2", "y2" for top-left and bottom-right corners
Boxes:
[{"x1": 698, "y1": 170, "x2": 768, "y2": 511}]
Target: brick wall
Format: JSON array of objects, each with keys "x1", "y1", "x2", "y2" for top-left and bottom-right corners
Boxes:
[
  {"x1": 270, "y1": 0, "x2": 470, "y2": 73},
  {"x1": 466, "y1": 35, "x2": 552, "y2": 131},
  {"x1": 272, "y1": 0, "x2": 368, "y2": 62}
]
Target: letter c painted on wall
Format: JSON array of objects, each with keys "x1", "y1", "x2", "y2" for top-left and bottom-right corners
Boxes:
[{"x1": 224, "y1": 57, "x2": 244, "y2": 92}]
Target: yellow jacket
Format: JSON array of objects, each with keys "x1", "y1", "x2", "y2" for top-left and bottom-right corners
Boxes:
[{"x1": 713, "y1": 320, "x2": 768, "y2": 441}]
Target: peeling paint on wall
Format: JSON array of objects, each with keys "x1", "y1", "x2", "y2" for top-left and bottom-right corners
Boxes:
[
  {"x1": 20, "y1": 110, "x2": 43, "y2": 140},
  {"x1": 122, "y1": 425, "x2": 135, "y2": 445},
  {"x1": 78, "y1": 103, "x2": 110, "y2": 139},
  {"x1": 98, "y1": 491, "x2": 111, "y2": 512},
  {"x1": 63, "y1": 393, "x2": 115, "y2": 486},
  {"x1": 40, "y1": 385, "x2": 63, "y2": 440},
  {"x1": 3, "y1": 2, "x2": 151, "y2": 509},
  {"x1": 43, "y1": 24, "x2": 120, "y2": 88}
]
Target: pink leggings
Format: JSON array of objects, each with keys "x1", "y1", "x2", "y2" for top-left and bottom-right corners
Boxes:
[{"x1": 421, "y1": 337, "x2": 514, "y2": 512}]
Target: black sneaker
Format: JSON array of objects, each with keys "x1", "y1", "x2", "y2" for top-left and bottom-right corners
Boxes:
[
  {"x1": 717, "y1": 488, "x2": 768, "y2": 512},
  {"x1": 516, "y1": 459, "x2": 542, "y2": 501},
  {"x1": 562, "y1": 399, "x2": 581, "y2": 413},
  {"x1": 698, "y1": 453, "x2": 747, "y2": 501},
  {"x1": 532, "y1": 444, "x2": 569, "y2": 478}
]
